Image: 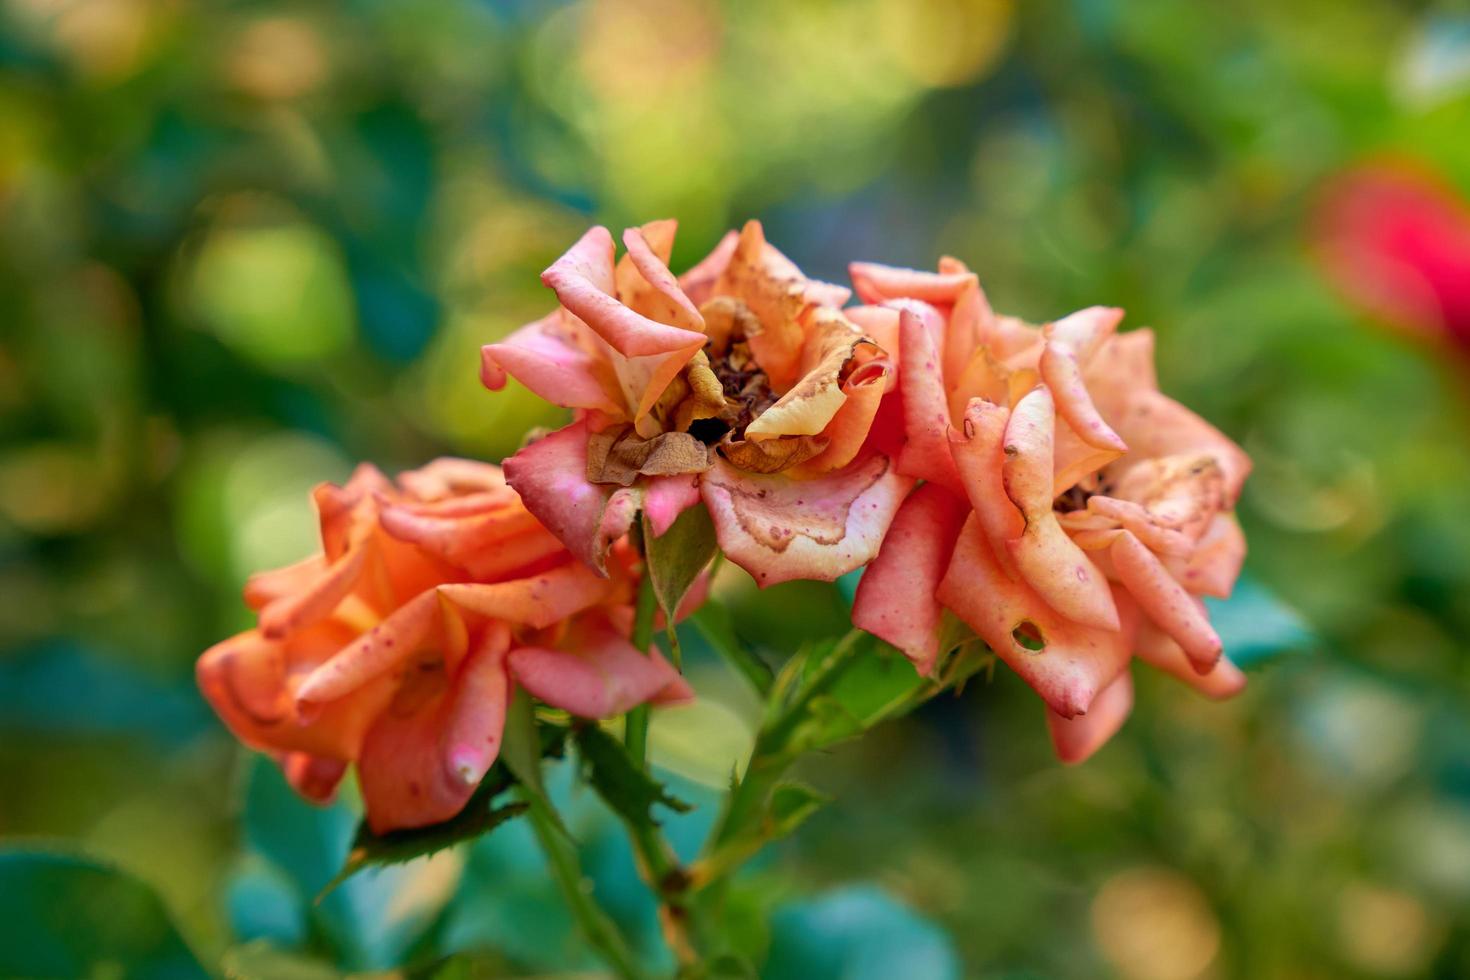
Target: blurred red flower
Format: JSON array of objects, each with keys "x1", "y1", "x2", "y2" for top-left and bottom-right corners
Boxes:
[{"x1": 1315, "y1": 161, "x2": 1470, "y2": 353}]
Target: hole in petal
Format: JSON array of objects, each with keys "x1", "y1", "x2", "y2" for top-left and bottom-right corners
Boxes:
[{"x1": 1011, "y1": 620, "x2": 1046, "y2": 652}]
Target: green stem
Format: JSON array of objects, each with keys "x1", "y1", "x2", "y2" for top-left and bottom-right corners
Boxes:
[
  {"x1": 624, "y1": 554, "x2": 699, "y2": 965},
  {"x1": 523, "y1": 788, "x2": 646, "y2": 980},
  {"x1": 708, "y1": 628, "x2": 867, "y2": 853}
]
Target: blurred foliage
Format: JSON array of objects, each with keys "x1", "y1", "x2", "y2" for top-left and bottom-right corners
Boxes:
[{"x1": 3, "y1": 0, "x2": 1470, "y2": 977}]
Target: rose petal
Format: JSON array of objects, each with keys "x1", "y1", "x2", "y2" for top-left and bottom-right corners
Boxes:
[
  {"x1": 852, "y1": 483, "x2": 969, "y2": 674},
  {"x1": 1164, "y1": 513, "x2": 1246, "y2": 600},
  {"x1": 509, "y1": 615, "x2": 687, "y2": 718},
  {"x1": 937, "y1": 515, "x2": 1130, "y2": 717},
  {"x1": 480, "y1": 311, "x2": 623, "y2": 415},
  {"x1": 1046, "y1": 668, "x2": 1134, "y2": 764},
  {"x1": 1040, "y1": 306, "x2": 1128, "y2": 453},
  {"x1": 1002, "y1": 386, "x2": 1120, "y2": 631},
  {"x1": 678, "y1": 229, "x2": 738, "y2": 307},
  {"x1": 895, "y1": 307, "x2": 965, "y2": 495},
  {"x1": 617, "y1": 222, "x2": 704, "y2": 333},
  {"x1": 950, "y1": 398, "x2": 1026, "y2": 550},
  {"x1": 358, "y1": 631, "x2": 511, "y2": 833},
  {"x1": 502, "y1": 421, "x2": 636, "y2": 573},
  {"x1": 1109, "y1": 530, "x2": 1222, "y2": 671},
  {"x1": 848, "y1": 261, "x2": 976, "y2": 306},
  {"x1": 702, "y1": 452, "x2": 912, "y2": 586},
  {"x1": 1135, "y1": 614, "x2": 1246, "y2": 699},
  {"x1": 644, "y1": 473, "x2": 704, "y2": 538}
]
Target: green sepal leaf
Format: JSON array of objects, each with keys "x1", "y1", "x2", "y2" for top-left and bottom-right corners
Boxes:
[
  {"x1": 575, "y1": 723, "x2": 692, "y2": 827},
  {"x1": 643, "y1": 504, "x2": 719, "y2": 635},
  {"x1": 320, "y1": 782, "x2": 526, "y2": 899},
  {"x1": 691, "y1": 601, "x2": 774, "y2": 696}
]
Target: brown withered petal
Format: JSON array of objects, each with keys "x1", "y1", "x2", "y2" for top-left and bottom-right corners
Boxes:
[
  {"x1": 672, "y1": 351, "x2": 730, "y2": 432},
  {"x1": 743, "y1": 309, "x2": 867, "y2": 441},
  {"x1": 586, "y1": 425, "x2": 712, "y2": 486},
  {"x1": 718, "y1": 434, "x2": 829, "y2": 474}
]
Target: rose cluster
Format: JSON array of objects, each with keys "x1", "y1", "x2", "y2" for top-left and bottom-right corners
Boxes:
[{"x1": 199, "y1": 220, "x2": 1252, "y2": 831}]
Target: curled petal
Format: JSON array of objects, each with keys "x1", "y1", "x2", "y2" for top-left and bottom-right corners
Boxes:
[
  {"x1": 744, "y1": 310, "x2": 864, "y2": 440},
  {"x1": 509, "y1": 615, "x2": 688, "y2": 718},
  {"x1": 848, "y1": 261, "x2": 976, "y2": 306},
  {"x1": 950, "y1": 398, "x2": 1025, "y2": 549},
  {"x1": 358, "y1": 634, "x2": 511, "y2": 833},
  {"x1": 439, "y1": 561, "x2": 613, "y2": 630},
  {"x1": 678, "y1": 229, "x2": 738, "y2": 307},
  {"x1": 617, "y1": 222, "x2": 704, "y2": 333},
  {"x1": 896, "y1": 307, "x2": 964, "y2": 494},
  {"x1": 503, "y1": 421, "x2": 634, "y2": 573},
  {"x1": 1164, "y1": 513, "x2": 1246, "y2": 600},
  {"x1": 1135, "y1": 615, "x2": 1246, "y2": 699},
  {"x1": 844, "y1": 305, "x2": 900, "y2": 356},
  {"x1": 396, "y1": 457, "x2": 510, "y2": 499},
  {"x1": 644, "y1": 474, "x2": 703, "y2": 538},
  {"x1": 1046, "y1": 669, "x2": 1134, "y2": 765},
  {"x1": 257, "y1": 547, "x2": 367, "y2": 640},
  {"x1": 945, "y1": 273, "x2": 994, "y2": 384},
  {"x1": 295, "y1": 589, "x2": 444, "y2": 707},
  {"x1": 542, "y1": 227, "x2": 706, "y2": 421},
  {"x1": 279, "y1": 752, "x2": 349, "y2": 804},
  {"x1": 852, "y1": 484, "x2": 969, "y2": 674},
  {"x1": 244, "y1": 554, "x2": 328, "y2": 611},
  {"x1": 714, "y1": 221, "x2": 815, "y2": 392},
  {"x1": 937, "y1": 516, "x2": 1130, "y2": 717},
  {"x1": 1109, "y1": 531, "x2": 1222, "y2": 671},
  {"x1": 1110, "y1": 389, "x2": 1253, "y2": 506},
  {"x1": 197, "y1": 625, "x2": 392, "y2": 761},
  {"x1": 480, "y1": 312, "x2": 623, "y2": 415},
  {"x1": 379, "y1": 498, "x2": 548, "y2": 572},
  {"x1": 702, "y1": 453, "x2": 911, "y2": 586},
  {"x1": 1041, "y1": 307, "x2": 1128, "y2": 453},
  {"x1": 798, "y1": 357, "x2": 891, "y2": 474},
  {"x1": 1002, "y1": 387, "x2": 1119, "y2": 631},
  {"x1": 1086, "y1": 495, "x2": 1194, "y2": 557}
]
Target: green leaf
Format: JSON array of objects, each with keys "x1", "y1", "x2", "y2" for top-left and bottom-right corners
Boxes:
[
  {"x1": 691, "y1": 601, "x2": 774, "y2": 696},
  {"x1": 0, "y1": 848, "x2": 207, "y2": 980},
  {"x1": 643, "y1": 505, "x2": 718, "y2": 629},
  {"x1": 320, "y1": 766, "x2": 526, "y2": 897},
  {"x1": 695, "y1": 782, "x2": 827, "y2": 884},
  {"x1": 780, "y1": 637, "x2": 928, "y2": 753},
  {"x1": 1205, "y1": 573, "x2": 1317, "y2": 668},
  {"x1": 575, "y1": 723, "x2": 692, "y2": 827},
  {"x1": 764, "y1": 885, "x2": 960, "y2": 980}
]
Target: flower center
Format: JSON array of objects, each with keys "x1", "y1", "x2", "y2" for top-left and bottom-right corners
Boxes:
[{"x1": 689, "y1": 296, "x2": 778, "y2": 445}]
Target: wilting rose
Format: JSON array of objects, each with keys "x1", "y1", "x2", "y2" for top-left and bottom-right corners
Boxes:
[
  {"x1": 196, "y1": 458, "x2": 689, "y2": 833},
  {"x1": 1315, "y1": 160, "x2": 1470, "y2": 354},
  {"x1": 481, "y1": 220, "x2": 910, "y2": 586},
  {"x1": 848, "y1": 261, "x2": 1252, "y2": 763}
]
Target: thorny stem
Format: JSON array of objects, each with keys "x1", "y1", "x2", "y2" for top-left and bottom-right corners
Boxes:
[
  {"x1": 624, "y1": 558, "x2": 700, "y2": 968},
  {"x1": 523, "y1": 787, "x2": 646, "y2": 980},
  {"x1": 709, "y1": 628, "x2": 868, "y2": 853}
]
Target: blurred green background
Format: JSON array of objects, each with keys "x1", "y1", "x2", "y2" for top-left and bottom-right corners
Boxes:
[{"x1": 4, "y1": 0, "x2": 1470, "y2": 977}]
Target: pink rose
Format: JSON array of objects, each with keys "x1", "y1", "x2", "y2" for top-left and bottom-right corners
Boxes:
[
  {"x1": 482, "y1": 220, "x2": 910, "y2": 586},
  {"x1": 849, "y1": 261, "x2": 1251, "y2": 762}
]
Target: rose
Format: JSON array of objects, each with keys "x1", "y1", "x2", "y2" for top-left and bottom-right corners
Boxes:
[
  {"x1": 196, "y1": 458, "x2": 689, "y2": 833},
  {"x1": 848, "y1": 261, "x2": 1252, "y2": 762},
  {"x1": 1314, "y1": 160, "x2": 1470, "y2": 355},
  {"x1": 481, "y1": 220, "x2": 910, "y2": 586}
]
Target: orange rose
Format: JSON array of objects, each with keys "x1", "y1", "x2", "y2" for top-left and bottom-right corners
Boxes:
[
  {"x1": 849, "y1": 262, "x2": 1251, "y2": 763},
  {"x1": 481, "y1": 220, "x2": 910, "y2": 586},
  {"x1": 196, "y1": 458, "x2": 689, "y2": 833}
]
